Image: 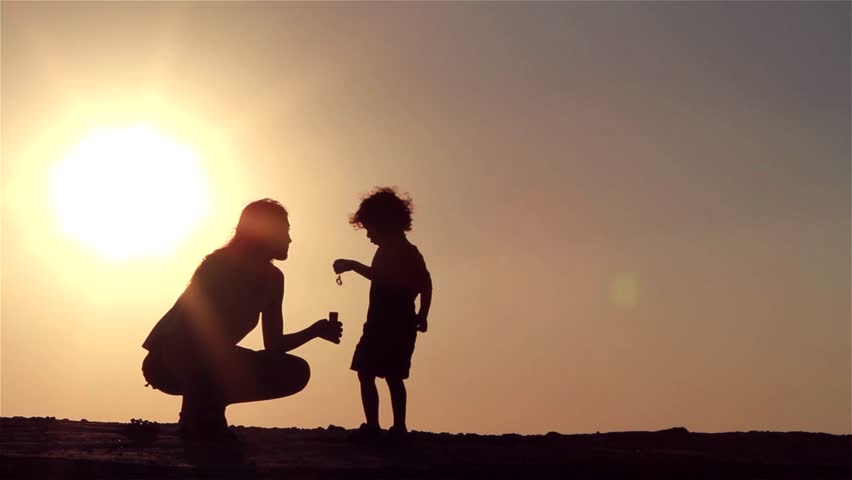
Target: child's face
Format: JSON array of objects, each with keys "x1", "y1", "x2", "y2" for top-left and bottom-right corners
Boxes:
[{"x1": 365, "y1": 226, "x2": 389, "y2": 246}]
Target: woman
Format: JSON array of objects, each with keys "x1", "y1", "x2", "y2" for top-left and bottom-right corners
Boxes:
[{"x1": 141, "y1": 198, "x2": 342, "y2": 440}]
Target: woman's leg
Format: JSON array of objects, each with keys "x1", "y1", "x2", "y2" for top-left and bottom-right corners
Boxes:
[
  {"x1": 166, "y1": 347, "x2": 309, "y2": 439},
  {"x1": 169, "y1": 349, "x2": 229, "y2": 438},
  {"x1": 222, "y1": 349, "x2": 311, "y2": 405},
  {"x1": 386, "y1": 377, "x2": 407, "y2": 430},
  {"x1": 180, "y1": 394, "x2": 227, "y2": 433},
  {"x1": 358, "y1": 371, "x2": 380, "y2": 428}
]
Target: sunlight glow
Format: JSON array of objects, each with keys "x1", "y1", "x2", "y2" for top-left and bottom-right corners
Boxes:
[{"x1": 52, "y1": 124, "x2": 210, "y2": 260}]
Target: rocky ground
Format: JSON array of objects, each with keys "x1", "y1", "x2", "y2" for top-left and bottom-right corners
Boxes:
[{"x1": 0, "y1": 417, "x2": 848, "y2": 479}]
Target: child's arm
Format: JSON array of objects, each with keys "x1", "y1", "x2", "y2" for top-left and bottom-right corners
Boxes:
[
  {"x1": 333, "y1": 259, "x2": 373, "y2": 281},
  {"x1": 417, "y1": 269, "x2": 432, "y2": 332}
]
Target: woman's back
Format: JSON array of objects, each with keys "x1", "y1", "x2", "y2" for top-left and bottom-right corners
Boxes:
[{"x1": 143, "y1": 248, "x2": 274, "y2": 353}]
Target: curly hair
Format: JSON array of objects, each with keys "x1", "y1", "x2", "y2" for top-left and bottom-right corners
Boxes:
[{"x1": 349, "y1": 187, "x2": 414, "y2": 232}]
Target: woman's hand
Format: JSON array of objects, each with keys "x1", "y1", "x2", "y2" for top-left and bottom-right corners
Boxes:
[
  {"x1": 332, "y1": 259, "x2": 357, "y2": 274},
  {"x1": 311, "y1": 318, "x2": 343, "y2": 344}
]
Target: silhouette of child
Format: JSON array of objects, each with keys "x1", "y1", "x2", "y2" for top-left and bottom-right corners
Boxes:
[{"x1": 334, "y1": 187, "x2": 432, "y2": 441}]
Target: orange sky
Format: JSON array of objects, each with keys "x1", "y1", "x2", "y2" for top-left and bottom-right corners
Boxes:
[{"x1": 2, "y1": 2, "x2": 849, "y2": 434}]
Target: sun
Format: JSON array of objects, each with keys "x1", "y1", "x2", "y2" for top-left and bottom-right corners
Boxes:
[{"x1": 52, "y1": 124, "x2": 210, "y2": 260}]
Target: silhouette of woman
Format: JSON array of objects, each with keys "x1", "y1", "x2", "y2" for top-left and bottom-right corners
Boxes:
[{"x1": 141, "y1": 199, "x2": 342, "y2": 440}]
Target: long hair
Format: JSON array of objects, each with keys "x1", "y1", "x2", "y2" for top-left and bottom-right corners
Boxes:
[
  {"x1": 231, "y1": 198, "x2": 289, "y2": 246},
  {"x1": 193, "y1": 198, "x2": 288, "y2": 278},
  {"x1": 187, "y1": 198, "x2": 288, "y2": 287}
]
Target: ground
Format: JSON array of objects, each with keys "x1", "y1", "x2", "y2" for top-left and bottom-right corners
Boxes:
[{"x1": 0, "y1": 417, "x2": 848, "y2": 479}]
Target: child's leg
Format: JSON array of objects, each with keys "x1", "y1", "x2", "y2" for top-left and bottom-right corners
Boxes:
[
  {"x1": 386, "y1": 377, "x2": 407, "y2": 430},
  {"x1": 358, "y1": 371, "x2": 380, "y2": 428}
]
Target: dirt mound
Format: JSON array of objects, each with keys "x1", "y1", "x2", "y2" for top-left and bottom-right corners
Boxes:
[{"x1": 1, "y1": 417, "x2": 848, "y2": 479}]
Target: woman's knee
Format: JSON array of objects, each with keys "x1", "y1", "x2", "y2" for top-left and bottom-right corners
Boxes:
[
  {"x1": 287, "y1": 354, "x2": 311, "y2": 392},
  {"x1": 142, "y1": 351, "x2": 184, "y2": 395}
]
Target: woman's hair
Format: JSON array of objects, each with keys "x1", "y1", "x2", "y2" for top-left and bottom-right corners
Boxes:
[
  {"x1": 349, "y1": 187, "x2": 414, "y2": 232},
  {"x1": 231, "y1": 198, "x2": 289, "y2": 246},
  {"x1": 188, "y1": 199, "x2": 288, "y2": 287}
]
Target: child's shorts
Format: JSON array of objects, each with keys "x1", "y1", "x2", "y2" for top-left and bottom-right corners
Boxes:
[{"x1": 350, "y1": 322, "x2": 417, "y2": 379}]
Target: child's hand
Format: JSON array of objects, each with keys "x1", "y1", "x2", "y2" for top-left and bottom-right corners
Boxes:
[
  {"x1": 333, "y1": 259, "x2": 357, "y2": 274},
  {"x1": 416, "y1": 313, "x2": 428, "y2": 333},
  {"x1": 312, "y1": 318, "x2": 343, "y2": 344}
]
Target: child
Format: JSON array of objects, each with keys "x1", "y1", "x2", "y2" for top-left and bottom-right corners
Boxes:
[{"x1": 333, "y1": 187, "x2": 432, "y2": 441}]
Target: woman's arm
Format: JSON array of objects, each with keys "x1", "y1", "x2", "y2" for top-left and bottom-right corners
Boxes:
[{"x1": 262, "y1": 268, "x2": 342, "y2": 352}]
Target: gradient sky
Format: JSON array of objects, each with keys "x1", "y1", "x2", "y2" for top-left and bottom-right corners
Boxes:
[{"x1": 2, "y1": 2, "x2": 849, "y2": 435}]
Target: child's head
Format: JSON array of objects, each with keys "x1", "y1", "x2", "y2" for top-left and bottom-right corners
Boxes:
[{"x1": 349, "y1": 187, "x2": 413, "y2": 245}]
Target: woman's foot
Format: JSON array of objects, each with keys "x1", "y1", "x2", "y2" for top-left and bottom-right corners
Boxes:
[
  {"x1": 348, "y1": 423, "x2": 382, "y2": 443},
  {"x1": 178, "y1": 421, "x2": 238, "y2": 443},
  {"x1": 178, "y1": 411, "x2": 237, "y2": 443}
]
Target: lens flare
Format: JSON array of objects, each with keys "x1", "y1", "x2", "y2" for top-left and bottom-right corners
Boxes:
[{"x1": 610, "y1": 272, "x2": 639, "y2": 308}]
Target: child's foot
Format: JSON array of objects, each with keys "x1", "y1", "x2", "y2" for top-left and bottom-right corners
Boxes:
[
  {"x1": 348, "y1": 423, "x2": 382, "y2": 443},
  {"x1": 386, "y1": 425, "x2": 410, "y2": 444}
]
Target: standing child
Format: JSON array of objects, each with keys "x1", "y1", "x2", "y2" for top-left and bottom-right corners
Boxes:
[{"x1": 333, "y1": 187, "x2": 432, "y2": 441}]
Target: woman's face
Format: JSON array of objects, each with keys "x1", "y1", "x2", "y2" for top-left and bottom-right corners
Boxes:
[{"x1": 270, "y1": 218, "x2": 292, "y2": 260}]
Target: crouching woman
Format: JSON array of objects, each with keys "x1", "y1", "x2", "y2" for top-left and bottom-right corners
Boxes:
[{"x1": 141, "y1": 199, "x2": 342, "y2": 440}]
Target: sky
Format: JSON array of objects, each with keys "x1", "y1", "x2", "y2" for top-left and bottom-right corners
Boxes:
[{"x1": 1, "y1": 2, "x2": 849, "y2": 435}]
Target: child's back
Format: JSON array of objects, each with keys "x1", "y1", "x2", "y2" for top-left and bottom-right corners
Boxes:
[{"x1": 366, "y1": 239, "x2": 428, "y2": 330}]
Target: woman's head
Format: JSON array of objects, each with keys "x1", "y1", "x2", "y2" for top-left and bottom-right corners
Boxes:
[
  {"x1": 349, "y1": 187, "x2": 413, "y2": 246},
  {"x1": 232, "y1": 198, "x2": 291, "y2": 260}
]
